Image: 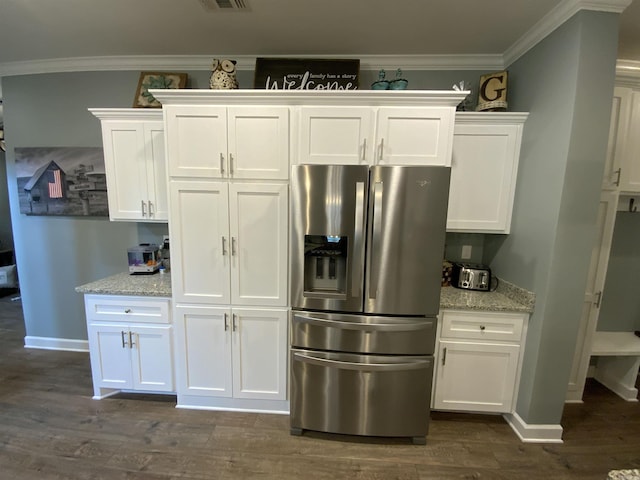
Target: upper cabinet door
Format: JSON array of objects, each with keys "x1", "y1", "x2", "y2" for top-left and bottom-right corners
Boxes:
[
  {"x1": 228, "y1": 183, "x2": 288, "y2": 306},
  {"x1": 619, "y1": 90, "x2": 640, "y2": 193},
  {"x1": 169, "y1": 181, "x2": 231, "y2": 305},
  {"x1": 101, "y1": 121, "x2": 150, "y2": 221},
  {"x1": 227, "y1": 107, "x2": 290, "y2": 180},
  {"x1": 144, "y1": 122, "x2": 168, "y2": 221},
  {"x1": 165, "y1": 105, "x2": 227, "y2": 178},
  {"x1": 447, "y1": 121, "x2": 522, "y2": 233},
  {"x1": 298, "y1": 107, "x2": 374, "y2": 165},
  {"x1": 375, "y1": 107, "x2": 454, "y2": 166},
  {"x1": 603, "y1": 87, "x2": 631, "y2": 191}
]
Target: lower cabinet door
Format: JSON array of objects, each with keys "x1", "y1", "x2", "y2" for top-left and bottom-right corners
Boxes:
[
  {"x1": 88, "y1": 323, "x2": 133, "y2": 390},
  {"x1": 231, "y1": 308, "x2": 288, "y2": 400},
  {"x1": 130, "y1": 324, "x2": 174, "y2": 392},
  {"x1": 433, "y1": 340, "x2": 520, "y2": 413},
  {"x1": 174, "y1": 305, "x2": 233, "y2": 397}
]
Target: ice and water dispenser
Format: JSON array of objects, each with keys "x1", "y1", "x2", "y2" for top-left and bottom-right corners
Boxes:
[{"x1": 303, "y1": 235, "x2": 348, "y2": 296}]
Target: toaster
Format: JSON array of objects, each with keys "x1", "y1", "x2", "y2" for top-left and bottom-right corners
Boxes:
[{"x1": 452, "y1": 263, "x2": 491, "y2": 291}]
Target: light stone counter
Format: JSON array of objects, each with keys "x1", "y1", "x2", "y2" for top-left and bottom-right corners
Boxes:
[
  {"x1": 440, "y1": 278, "x2": 535, "y2": 313},
  {"x1": 75, "y1": 271, "x2": 171, "y2": 297},
  {"x1": 76, "y1": 273, "x2": 534, "y2": 313}
]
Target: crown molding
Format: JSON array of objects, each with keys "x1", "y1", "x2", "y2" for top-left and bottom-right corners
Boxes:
[
  {"x1": 0, "y1": 0, "x2": 631, "y2": 81},
  {"x1": 0, "y1": 53, "x2": 505, "y2": 78},
  {"x1": 503, "y1": 0, "x2": 632, "y2": 67}
]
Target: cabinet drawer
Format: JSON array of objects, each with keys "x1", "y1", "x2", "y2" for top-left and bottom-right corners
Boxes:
[
  {"x1": 441, "y1": 310, "x2": 525, "y2": 342},
  {"x1": 85, "y1": 295, "x2": 171, "y2": 324}
]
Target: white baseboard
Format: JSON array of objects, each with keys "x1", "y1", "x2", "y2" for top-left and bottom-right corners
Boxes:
[
  {"x1": 503, "y1": 412, "x2": 564, "y2": 443},
  {"x1": 24, "y1": 336, "x2": 89, "y2": 352},
  {"x1": 594, "y1": 372, "x2": 639, "y2": 402}
]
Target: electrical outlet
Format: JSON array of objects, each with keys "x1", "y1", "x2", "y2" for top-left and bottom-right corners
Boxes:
[{"x1": 461, "y1": 245, "x2": 472, "y2": 260}]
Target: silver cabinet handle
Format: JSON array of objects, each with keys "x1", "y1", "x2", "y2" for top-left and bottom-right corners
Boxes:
[
  {"x1": 378, "y1": 138, "x2": 384, "y2": 162},
  {"x1": 224, "y1": 313, "x2": 229, "y2": 331},
  {"x1": 229, "y1": 153, "x2": 234, "y2": 175},
  {"x1": 231, "y1": 237, "x2": 237, "y2": 256},
  {"x1": 614, "y1": 168, "x2": 622, "y2": 187},
  {"x1": 121, "y1": 331, "x2": 127, "y2": 349},
  {"x1": 362, "y1": 138, "x2": 367, "y2": 162},
  {"x1": 148, "y1": 201, "x2": 154, "y2": 217},
  {"x1": 479, "y1": 325, "x2": 486, "y2": 331},
  {"x1": 442, "y1": 347, "x2": 447, "y2": 366},
  {"x1": 124, "y1": 309, "x2": 131, "y2": 313},
  {"x1": 129, "y1": 331, "x2": 135, "y2": 349},
  {"x1": 220, "y1": 153, "x2": 225, "y2": 175},
  {"x1": 141, "y1": 200, "x2": 147, "y2": 217},
  {"x1": 221, "y1": 236, "x2": 227, "y2": 255},
  {"x1": 594, "y1": 291, "x2": 603, "y2": 308},
  {"x1": 232, "y1": 313, "x2": 238, "y2": 332}
]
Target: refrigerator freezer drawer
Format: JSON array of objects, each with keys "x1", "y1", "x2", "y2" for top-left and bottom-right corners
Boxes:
[
  {"x1": 290, "y1": 349, "x2": 433, "y2": 439},
  {"x1": 290, "y1": 310, "x2": 436, "y2": 355}
]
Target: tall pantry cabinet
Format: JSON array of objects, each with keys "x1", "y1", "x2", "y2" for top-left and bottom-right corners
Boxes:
[{"x1": 162, "y1": 101, "x2": 289, "y2": 412}]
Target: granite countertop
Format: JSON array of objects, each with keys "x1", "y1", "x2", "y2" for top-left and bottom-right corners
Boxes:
[
  {"x1": 75, "y1": 271, "x2": 172, "y2": 297},
  {"x1": 76, "y1": 272, "x2": 534, "y2": 313},
  {"x1": 440, "y1": 278, "x2": 535, "y2": 313}
]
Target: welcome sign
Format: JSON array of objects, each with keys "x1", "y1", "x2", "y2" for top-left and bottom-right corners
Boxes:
[{"x1": 254, "y1": 58, "x2": 360, "y2": 90}]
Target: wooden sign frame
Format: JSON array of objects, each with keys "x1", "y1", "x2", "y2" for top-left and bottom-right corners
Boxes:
[{"x1": 254, "y1": 58, "x2": 359, "y2": 90}]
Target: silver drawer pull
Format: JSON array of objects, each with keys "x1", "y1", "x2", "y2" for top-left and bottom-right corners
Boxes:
[
  {"x1": 293, "y1": 351, "x2": 430, "y2": 372},
  {"x1": 294, "y1": 314, "x2": 432, "y2": 332}
]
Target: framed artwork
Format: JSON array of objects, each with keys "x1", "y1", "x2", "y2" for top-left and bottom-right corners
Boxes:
[
  {"x1": 15, "y1": 147, "x2": 108, "y2": 216},
  {"x1": 133, "y1": 72, "x2": 188, "y2": 108},
  {"x1": 254, "y1": 58, "x2": 359, "y2": 90}
]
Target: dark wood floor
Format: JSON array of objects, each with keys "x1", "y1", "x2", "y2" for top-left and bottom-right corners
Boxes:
[{"x1": 0, "y1": 295, "x2": 638, "y2": 479}]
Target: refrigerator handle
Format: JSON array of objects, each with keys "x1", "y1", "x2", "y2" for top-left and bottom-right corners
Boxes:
[
  {"x1": 352, "y1": 182, "x2": 366, "y2": 298},
  {"x1": 368, "y1": 181, "x2": 383, "y2": 300}
]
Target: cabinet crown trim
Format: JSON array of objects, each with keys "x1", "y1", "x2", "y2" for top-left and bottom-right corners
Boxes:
[
  {"x1": 455, "y1": 112, "x2": 529, "y2": 124},
  {"x1": 88, "y1": 108, "x2": 164, "y2": 121},
  {"x1": 150, "y1": 89, "x2": 468, "y2": 107}
]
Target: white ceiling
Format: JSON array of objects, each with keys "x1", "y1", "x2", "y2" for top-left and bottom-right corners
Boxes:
[{"x1": 0, "y1": 0, "x2": 638, "y2": 84}]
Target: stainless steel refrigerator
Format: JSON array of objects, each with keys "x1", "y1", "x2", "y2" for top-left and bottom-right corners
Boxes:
[{"x1": 289, "y1": 164, "x2": 450, "y2": 444}]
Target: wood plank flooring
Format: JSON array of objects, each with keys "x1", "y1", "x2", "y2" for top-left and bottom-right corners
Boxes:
[{"x1": 0, "y1": 295, "x2": 638, "y2": 479}]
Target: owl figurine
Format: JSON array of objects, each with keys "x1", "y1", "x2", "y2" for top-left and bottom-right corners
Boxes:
[{"x1": 209, "y1": 59, "x2": 239, "y2": 89}]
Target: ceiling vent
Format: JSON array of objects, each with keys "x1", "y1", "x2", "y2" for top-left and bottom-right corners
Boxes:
[{"x1": 198, "y1": 0, "x2": 250, "y2": 11}]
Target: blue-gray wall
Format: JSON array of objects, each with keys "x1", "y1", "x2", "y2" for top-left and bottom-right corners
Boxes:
[
  {"x1": 484, "y1": 11, "x2": 620, "y2": 425},
  {"x1": 0, "y1": 10, "x2": 624, "y2": 425},
  {"x1": 1, "y1": 68, "x2": 487, "y2": 341}
]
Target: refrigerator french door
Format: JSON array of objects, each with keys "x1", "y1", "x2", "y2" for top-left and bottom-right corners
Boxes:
[{"x1": 289, "y1": 164, "x2": 450, "y2": 443}]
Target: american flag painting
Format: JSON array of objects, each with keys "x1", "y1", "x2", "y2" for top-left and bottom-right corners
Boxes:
[
  {"x1": 48, "y1": 169, "x2": 63, "y2": 198},
  {"x1": 15, "y1": 147, "x2": 109, "y2": 216}
]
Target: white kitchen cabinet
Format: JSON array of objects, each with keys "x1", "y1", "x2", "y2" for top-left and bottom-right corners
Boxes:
[
  {"x1": 433, "y1": 310, "x2": 528, "y2": 413},
  {"x1": 164, "y1": 105, "x2": 289, "y2": 180},
  {"x1": 298, "y1": 107, "x2": 374, "y2": 165},
  {"x1": 84, "y1": 295, "x2": 174, "y2": 398},
  {"x1": 173, "y1": 304, "x2": 288, "y2": 402},
  {"x1": 89, "y1": 109, "x2": 168, "y2": 222},
  {"x1": 447, "y1": 113, "x2": 527, "y2": 233},
  {"x1": 168, "y1": 180, "x2": 288, "y2": 307},
  {"x1": 619, "y1": 90, "x2": 640, "y2": 192},
  {"x1": 297, "y1": 106, "x2": 454, "y2": 166},
  {"x1": 602, "y1": 87, "x2": 640, "y2": 193}
]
